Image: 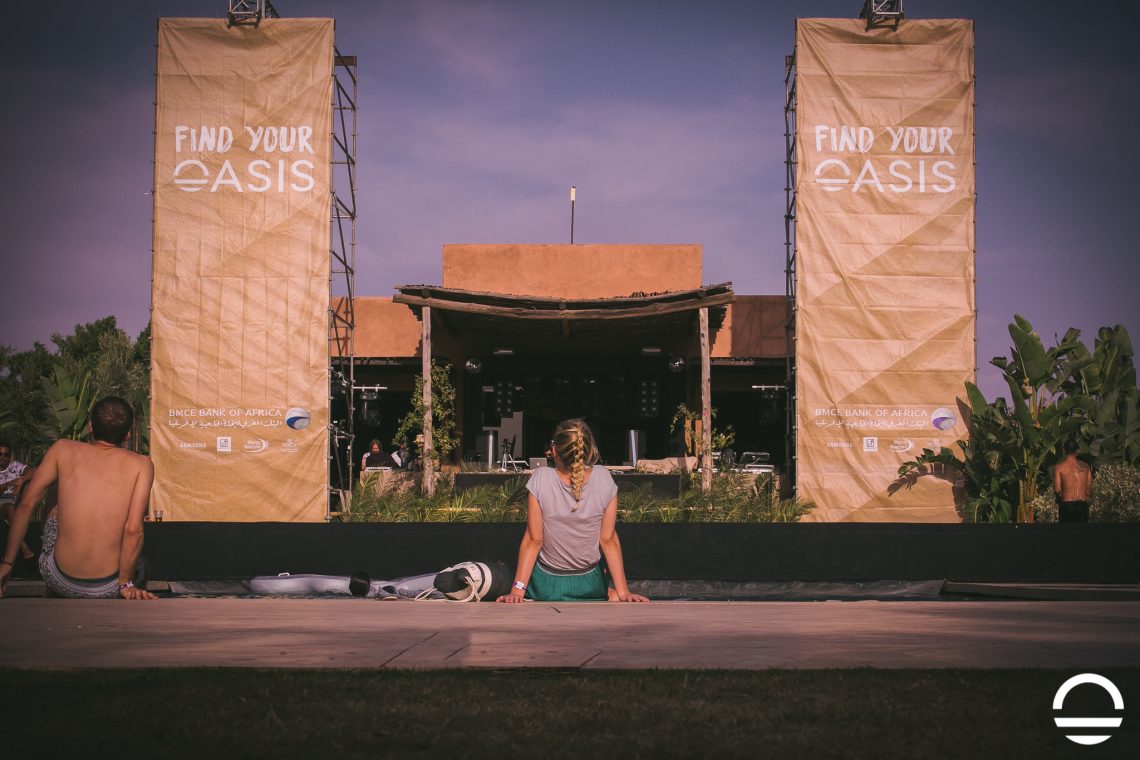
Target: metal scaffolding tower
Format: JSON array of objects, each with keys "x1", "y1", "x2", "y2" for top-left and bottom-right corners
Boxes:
[
  {"x1": 783, "y1": 51, "x2": 798, "y2": 494},
  {"x1": 328, "y1": 51, "x2": 358, "y2": 516}
]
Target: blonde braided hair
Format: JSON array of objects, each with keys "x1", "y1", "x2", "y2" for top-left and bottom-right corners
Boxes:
[{"x1": 552, "y1": 418, "x2": 600, "y2": 511}]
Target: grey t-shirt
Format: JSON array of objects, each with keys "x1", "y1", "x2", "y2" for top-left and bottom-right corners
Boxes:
[{"x1": 526, "y1": 465, "x2": 619, "y2": 571}]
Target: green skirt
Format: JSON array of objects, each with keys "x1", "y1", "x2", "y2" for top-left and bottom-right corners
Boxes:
[{"x1": 526, "y1": 562, "x2": 607, "y2": 602}]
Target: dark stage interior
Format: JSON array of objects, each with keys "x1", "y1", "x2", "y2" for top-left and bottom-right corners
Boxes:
[{"x1": 339, "y1": 359, "x2": 787, "y2": 471}]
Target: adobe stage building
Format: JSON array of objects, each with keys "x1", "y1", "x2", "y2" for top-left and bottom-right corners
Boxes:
[{"x1": 347, "y1": 244, "x2": 788, "y2": 472}]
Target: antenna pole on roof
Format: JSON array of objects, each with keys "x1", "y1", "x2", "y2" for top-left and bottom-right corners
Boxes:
[{"x1": 569, "y1": 185, "x2": 576, "y2": 244}]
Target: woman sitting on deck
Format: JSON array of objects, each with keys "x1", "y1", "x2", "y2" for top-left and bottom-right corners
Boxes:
[{"x1": 497, "y1": 418, "x2": 648, "y2": 603}]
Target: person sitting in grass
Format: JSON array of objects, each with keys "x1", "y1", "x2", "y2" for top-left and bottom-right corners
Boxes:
[{"x1": 498, "y1": 418, "x2": 648, "y2": 603}]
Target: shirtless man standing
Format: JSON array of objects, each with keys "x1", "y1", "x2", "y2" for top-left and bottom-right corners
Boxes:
[
  {"x1": 0, "y1": 397, "x2": 156, "y2": 599},
  {"x1": 1053, "y1": 439, "x2": 1092, "y2": 524}
]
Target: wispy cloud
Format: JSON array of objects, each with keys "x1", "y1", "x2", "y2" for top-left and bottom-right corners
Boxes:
[
  {"x1": 1, "y1": 78, "x2": 154, "y2": 346},
  {"x1": 2, "y1": 0, "x2": 1136, "y2": 364},
  {"x1": 408, "y1": 1, "x2": 531, "y2": 92},
  {"x1": 357, "y1": 93, "x2": 785, "y2": 296},
  {"x1": 985, "y1": 65, "x2": 1140, "y2": 158}
]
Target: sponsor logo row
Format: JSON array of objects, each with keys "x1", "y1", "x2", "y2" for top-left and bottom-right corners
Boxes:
[
  {"x1": 178, "y1": 437, "x2": 302, "y2": 453},
  {"x1": 166, "y1": 406, "x2": 311, "y2": 431},
  {"x1": 824, "y1": 438, "x2": 946, "y2": 453}
]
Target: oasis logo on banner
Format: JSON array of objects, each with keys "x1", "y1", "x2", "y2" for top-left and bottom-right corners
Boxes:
[
  {"x1": 171, "y1": 125, "x2": 316, "y2": 193},
  {"x1": 811, "y1": 124, "x2": 958, "y2": 194}
]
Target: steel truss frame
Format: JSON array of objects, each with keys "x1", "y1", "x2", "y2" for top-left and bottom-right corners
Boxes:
[
  {"x1": 226, "y1": 0, "x2": 278, "y2": 27},
  {"x1": 783, "y1": 51, "x2": 798, "y2": 495},
  {"x1": 859, "y1": 0, "x2": 904, "y2": 31},
  {"x1": 328, "y1": 51, "x2": 358, "y2": 517}
]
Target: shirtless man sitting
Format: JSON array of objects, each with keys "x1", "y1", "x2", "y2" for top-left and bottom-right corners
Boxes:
[
  {"x1": 1053, "y1": 439, "x2": 1092, "y2": 524},
  {"x1": 0, "y1": 396, "x2": 156, "y2": 599}
]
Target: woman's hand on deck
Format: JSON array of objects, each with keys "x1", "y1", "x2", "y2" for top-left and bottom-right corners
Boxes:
[{"x1": 496, "y1": 590, "x2": 527, "y2": 603}]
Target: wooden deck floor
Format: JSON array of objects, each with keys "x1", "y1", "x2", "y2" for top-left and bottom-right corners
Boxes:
[{"x1": 2, "y1": 598, "x2": 1138, "y2": 669}]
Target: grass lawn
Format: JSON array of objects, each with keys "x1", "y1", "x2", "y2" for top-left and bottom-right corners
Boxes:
[{"x1": 3, "y1": 668, "x2": 1137, "y2": 758}]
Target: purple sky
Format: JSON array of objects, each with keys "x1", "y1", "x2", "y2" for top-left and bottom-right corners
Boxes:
[{"x1": 2, "y1": 0, "x2": 1137, "y2": 400}]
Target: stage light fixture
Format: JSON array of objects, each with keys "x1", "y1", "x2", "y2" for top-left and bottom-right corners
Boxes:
[
  {"x1": 638, "y1": 379, "x2": 660, "y2": 418},
  {"x1": 492, "y1": 347, "x2": 514, "y2": 356},
  {"x1": 227, "y1": 0, "x2": 279, "y2": 26},
  {"x1": 353, "y1": 385, "x2": 386, "y2": 426},
  {"x1": 464, "y1": 357, "x2": 483, "y2": 374},
  {"x1": 667, "y1": 356, "x2": 686, "y2": 373},
  {"x1": 752, "y1": 384, "x2": 785, "y2": 400},
  {"x1": 356, "y1": 389, "x2": 379, "y2": 426},
  {"x1": 859, "y1": 0, "x2": 903, "y2": 30},
  {"x1": 494, "y1": 380, "x2": 516, "y2": 419},
  {"x1": 640, "y1": 346, "x2": 662, "y2": 356}
]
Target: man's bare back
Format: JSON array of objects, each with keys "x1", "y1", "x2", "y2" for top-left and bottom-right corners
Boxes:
[
  {"x1": 2, "y1": 396, "x2": 156, "y2": 600},
  {"x1": 1053, "y1": 455, "x2": 1091, "y2": 502},
  {"x1": 47, "y1": 439, "x2": 153, "y2": 579}
]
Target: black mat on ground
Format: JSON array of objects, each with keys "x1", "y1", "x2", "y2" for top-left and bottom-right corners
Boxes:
[
  {"x1": 100, "y1": 522, "x2": 1140, "y2": 583},
  {"x1": 164, "y1": 578, "x2": 948, "y2": 601}
]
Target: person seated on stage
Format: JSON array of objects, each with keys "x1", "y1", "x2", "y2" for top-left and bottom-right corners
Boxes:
[
  {"x1": 361, "y1": 439, "x2": 388, "y2": 472},
  {"x1": 0, "y1": 397, "x2": 156, "y2": 600},
  {"x1": 498, "y1": 418, "x2": 648, "y2": 604},
  {"x1": 0, "y1": 443, "x2": 37, "y2": 568}
]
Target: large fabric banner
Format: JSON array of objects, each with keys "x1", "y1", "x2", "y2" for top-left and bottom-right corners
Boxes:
[
  {"x1": 151, "y1": 19, "x2": 333, "y2": 522},
  {"x1": 794, "y1": 19, "x2": 975, "y2": 522}
]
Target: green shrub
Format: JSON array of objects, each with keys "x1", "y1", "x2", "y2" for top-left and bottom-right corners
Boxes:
[
  {"x1": 1030, "y1": 464, "x2": 1139, "y2": 523},
  {"x1": 1090, "y1": 464, "x2": 1140, "y2": 522},
  {"x1": 1029, "y1": 492, "x2": 1057, "y2": 523},
  {"x1": 339, "y1": 472, "x2": 812, "y2": 523}
]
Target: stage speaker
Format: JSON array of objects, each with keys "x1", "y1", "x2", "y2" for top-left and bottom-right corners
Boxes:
[
  {"x1": 638, "y1": 379, "x2": 659, "y2": 418},
  {"x1": 481, "y1": 386, "x2": 498, "y2": 427},
  {"x1": 494, "y1": 380, "x2": 515, "y2": 420}
]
